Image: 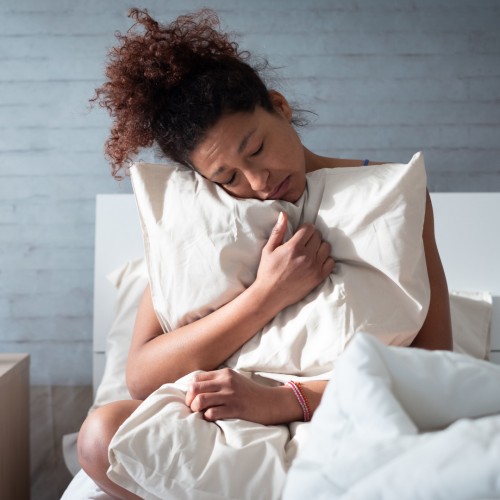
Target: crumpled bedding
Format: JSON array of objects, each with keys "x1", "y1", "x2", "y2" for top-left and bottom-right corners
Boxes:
[
  {"x1": 283, "y1": 333, "x2": 500, "y2": 500},
  {"x1": 108, "y1": 334, "x2": 500, "y2": 499},
  {"x1": 108, "y1": 373, "x2": 310, "y2": 499}
]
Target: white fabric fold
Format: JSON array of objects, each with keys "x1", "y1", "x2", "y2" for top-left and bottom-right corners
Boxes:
[
  {"x1": 283, "y1": 333, "x2": 500, "y2": 500},
  {"x1": 108, "y1": 373, "x2": 306, "y2": 500}
]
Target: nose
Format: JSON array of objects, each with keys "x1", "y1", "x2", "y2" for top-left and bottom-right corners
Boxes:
[{"x1": 244, "y1": 167, "x2": 269, "y2": 192}]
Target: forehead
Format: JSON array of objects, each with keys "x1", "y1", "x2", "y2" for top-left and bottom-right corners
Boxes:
[{"x1": 190, "y1": 109, "x2": 264, "y2": 175}]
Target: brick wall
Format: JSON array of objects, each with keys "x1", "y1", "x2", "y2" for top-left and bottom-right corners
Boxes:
[{"x1": 1, "y1": 0, "x2": 499, "y2": 384}]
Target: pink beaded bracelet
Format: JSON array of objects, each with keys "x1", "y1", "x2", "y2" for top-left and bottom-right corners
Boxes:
[{"x1": 286, "y1": 381, "x2": 312, "y2": 422}]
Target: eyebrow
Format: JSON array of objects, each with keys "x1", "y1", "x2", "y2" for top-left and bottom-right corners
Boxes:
[
  {"x1": 209, "y1": 127, "x2": 257, "y2": 181},
  {"x1": 238, "y1": 127, "x2": 256, "y2": 154}
]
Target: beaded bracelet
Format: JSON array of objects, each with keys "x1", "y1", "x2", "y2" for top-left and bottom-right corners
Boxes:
[{"x1": 286, "y1": 381, "x2": 312, "y2": 422}]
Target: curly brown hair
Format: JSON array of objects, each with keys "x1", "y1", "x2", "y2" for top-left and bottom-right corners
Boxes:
[{"x1": 92, "y1": 8, "x2": 278, "y2": 179}]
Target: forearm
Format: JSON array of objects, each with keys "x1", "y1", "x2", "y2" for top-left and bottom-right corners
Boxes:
[{"x1": 127, "y1": 282, "x2": 286, "y2": 399}]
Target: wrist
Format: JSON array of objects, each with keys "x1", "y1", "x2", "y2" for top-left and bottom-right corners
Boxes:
[
  {"x1": 267, "y1": 385, "x2": 304, "y2": 424},
  {"x1": 245, "y1": 280, "x2": 287, "y2": 321},
  {"x1": 286, "y1": 381, "x2": 312, "y2": 422}
]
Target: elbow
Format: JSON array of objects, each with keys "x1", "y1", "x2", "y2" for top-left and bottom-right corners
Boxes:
[
  {"x1": 126, "y1": 355, "x2": 178, "y2": 400},
  {"x1": 126, "y1": 376, "x2": 143, "y2": 401},
  {"x1": 126, "y1": 364, "x2": 152, "y2": 401}
]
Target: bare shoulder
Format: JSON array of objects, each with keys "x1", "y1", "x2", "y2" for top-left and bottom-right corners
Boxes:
[{"x1": 319, "y1": 158, "x2": 385, "y2": 170}]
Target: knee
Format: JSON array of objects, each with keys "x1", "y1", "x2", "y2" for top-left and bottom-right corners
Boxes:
[
  {"x1": 77, "y1": 400, "x2": 140, "y2": 472},
  {"x1": 78, "y1": 406, "x2": 113, "y2": 471}
]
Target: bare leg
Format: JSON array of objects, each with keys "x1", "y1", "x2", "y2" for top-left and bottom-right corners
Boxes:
[{"x1": 78, "y1": 399, "x2": 143, "y2": 499}]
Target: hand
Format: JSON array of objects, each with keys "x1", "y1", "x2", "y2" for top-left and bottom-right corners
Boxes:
[
  {"x1": 185, "y1": 368, "x2": 279, "y2": 424},
  {"x1": 255, "y1": 212, "x2": 335, "y2": 310}
]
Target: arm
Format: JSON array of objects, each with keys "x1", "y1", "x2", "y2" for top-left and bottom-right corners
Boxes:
[
  {"x1": 411, "y1": 191, "x2": 453, "y2": 350},
  {"x1": 185, "y1": 370, "x2": 327, "y2": 425},
  {"x1": 126, "y1": 212, "x2": 335, "y2": 400}
]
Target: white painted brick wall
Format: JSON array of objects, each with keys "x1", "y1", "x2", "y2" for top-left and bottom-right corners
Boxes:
[{"x1": 1, "y1": 0, "x2": 499, "y2": 384}]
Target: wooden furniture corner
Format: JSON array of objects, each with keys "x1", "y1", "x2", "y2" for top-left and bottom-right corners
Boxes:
[{"x1": 0, "y1": 353, "x2": 30, "y2": 500}]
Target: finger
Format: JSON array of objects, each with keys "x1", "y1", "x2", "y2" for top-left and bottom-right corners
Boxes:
[
  {"x1": 203, "y1": 405, "x2": 233, "y2": 422},
  {"x1": 190, "y1": 392, "x2": 227, "y2": 413},
  {"x1": 322, "y1": 256, "x2": 336, "y2": 275},
  {"x1": 316, "y1": 241, "x2": 332, "y2": 263},
  {"x1": 289, "y1": 223, "x2": 317, "y2": 247},
  {"x1": 264, "y1": 211, "x2": 287, "y2": 253},
  {"x1": 186, "y1": 379, "x2": 222, "y2": 405},
  {"x1": 189, "y1": 371, "x2": 218, "y2": 383},
  {"x1": 185, "y1": 372, "x2": 221, "y2": 405},
  {"x1": 304, "y1": 230, "x2": 322, "y2": 255}
]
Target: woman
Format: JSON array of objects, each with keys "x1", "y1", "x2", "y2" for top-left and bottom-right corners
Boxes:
[{"x1": 78, "y1": 8, "x2": 452, "y2": 498}]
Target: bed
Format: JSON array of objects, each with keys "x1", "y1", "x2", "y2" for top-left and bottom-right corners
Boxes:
[{"x1": 62, "y1": 190, "x2": 500, "y2": 499}]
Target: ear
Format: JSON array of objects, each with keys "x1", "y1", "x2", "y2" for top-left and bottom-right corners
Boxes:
[{"x1": 268, "y1": 90, "x2": 293, "y2": 121}]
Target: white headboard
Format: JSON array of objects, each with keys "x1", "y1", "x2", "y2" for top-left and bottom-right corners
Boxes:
[
  {"x1": 92, "y1": 194, "x2": 144, "y2": 390},
  {"x1": 92, "y1": 193, "x2": 500, "y2": 390},
  {"x1": 431, "y1": 193, "x2": 500, "y2": 362}
]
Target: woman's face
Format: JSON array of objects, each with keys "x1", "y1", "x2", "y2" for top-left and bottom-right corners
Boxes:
[{"x1": 189, "y1": 94, "x2": 307, "y2": 203}]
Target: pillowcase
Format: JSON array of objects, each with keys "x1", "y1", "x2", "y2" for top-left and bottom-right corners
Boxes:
[
  {"x1": 89, "y1": 258, "x2": 493, "y2": 410},
  {"x1": 130, "y1": 152, "x2": 430, "y2": 381}
]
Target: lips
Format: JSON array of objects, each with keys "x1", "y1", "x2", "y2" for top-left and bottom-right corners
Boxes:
[{"x1": 267, "y1": 176, "x2": 291, "y2": 200}]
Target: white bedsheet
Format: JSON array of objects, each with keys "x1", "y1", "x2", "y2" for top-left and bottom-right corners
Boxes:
[
  {"x1": 283, "y1": 334, "x2": 500, "y2": 500},
  {"x1": 61, "y1": 469, "x2": 111, "y2": 499}
]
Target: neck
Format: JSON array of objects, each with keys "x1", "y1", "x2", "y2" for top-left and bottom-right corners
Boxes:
[
  {"x1": 304, "y1": 147, "x2": 337, "y2": 172},
  {"x1": 304, "y1": 147, "x2": 367, "y2": 171}
]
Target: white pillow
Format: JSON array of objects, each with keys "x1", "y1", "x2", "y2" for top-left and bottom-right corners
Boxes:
[
  {"x1": 131, "y1": 152, "x2": 430, "y2": 381},
  {"x1": 450, "y1": 290, "x2": 492, "y2": 359}
]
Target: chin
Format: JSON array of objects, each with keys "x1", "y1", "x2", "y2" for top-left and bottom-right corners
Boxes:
[
  {"x1": 288, "y1": 180, "x2": 307, "y2": 203},
  {"x1": 285, "y1": 189, "x2": 303, "y2": 203}
]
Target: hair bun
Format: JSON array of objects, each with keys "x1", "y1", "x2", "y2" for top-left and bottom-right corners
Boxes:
[{"x1": 127, "y1": 8, "x2": 241, "y2": 86}]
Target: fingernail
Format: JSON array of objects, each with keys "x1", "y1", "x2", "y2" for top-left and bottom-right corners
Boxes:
[{"x1": 277, "y1": 211, "x2": 284, "y2": 225}]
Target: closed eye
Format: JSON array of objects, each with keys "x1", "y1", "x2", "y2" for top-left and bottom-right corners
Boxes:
[
  {"x1": 251, "y1": 142, "x2": 264, "y2": 157},
  {"x1": 221, "y1": 172, "x2": 237, "y2": 186}
]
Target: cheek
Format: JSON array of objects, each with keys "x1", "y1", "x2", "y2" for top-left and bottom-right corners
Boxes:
[
  {"x1": 222, "y1": 183, "x2": 264, "y2": 200},
  {"x1": 284, "y1": 131, "x2": 305, "y2": 168}
]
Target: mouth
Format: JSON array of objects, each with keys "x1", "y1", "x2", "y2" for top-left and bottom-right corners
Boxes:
[{"x1": 267, "y1": 176, "x2": 291, "y2": 200}]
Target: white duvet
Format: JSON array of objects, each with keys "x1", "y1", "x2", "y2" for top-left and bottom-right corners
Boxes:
[
  {"x1": 107, "y1": 334, "x2": 500, "y2": 499},
  {"x1": 283, "y1": 334, "x2": 500, "y2": 500}
]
